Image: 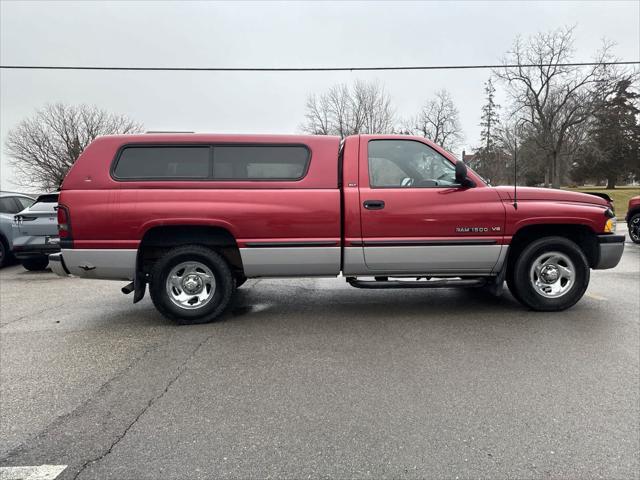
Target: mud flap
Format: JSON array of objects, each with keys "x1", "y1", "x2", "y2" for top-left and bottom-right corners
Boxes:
[
  {"x1": 133, "y1": 271, "x2": 146, "y2": 303},
  {"x1": 132, "y1": 249, "x2": 146, "y2": 304},
  {"x1": 485, "y1": 260, "x2": 508, "y2": 297}
]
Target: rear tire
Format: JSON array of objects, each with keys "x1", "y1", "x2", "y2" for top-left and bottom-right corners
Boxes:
[
  {"x1": 509, "y1": 236, "x2": 590, "y2": 311},
  {"x1": 22, "y1": 256, "x2": 49, "y2": 271},
  {"x1": 149, "y1": 245, "x2": 235, "y2": 325},
  {"x1": 0, "y1": 237, "x2": 9, "y2": 268},
  {"x1": 629, "y1": 213, "x2": 640, "y2": 244}
]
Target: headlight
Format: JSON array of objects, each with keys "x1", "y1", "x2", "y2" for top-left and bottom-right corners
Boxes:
[{"x1": 604, "y1": 217, "x2": 617, "y2": 233}]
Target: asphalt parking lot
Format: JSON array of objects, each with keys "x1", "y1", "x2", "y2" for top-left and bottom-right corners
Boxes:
[{"x1": 1, "y1": 235, "x2": 638, "y2": 479}]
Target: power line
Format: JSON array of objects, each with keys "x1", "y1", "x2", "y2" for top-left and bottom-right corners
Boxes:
[{"x1": 0, "y1": 61, "x2": 638, "y2": 72}]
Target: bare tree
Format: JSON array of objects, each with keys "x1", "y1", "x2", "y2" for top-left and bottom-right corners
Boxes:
[
  {"x1": 6, "y1": 104, "x2": 143, "y2": 191},
  {"x1": 494, "y1": 26, "x2": 622, "y2": 188},
  {"x1": 301, "y1": 80, "x2": 394, "y2": 138},
  {"x1": 403, "y1": 90, "x2": 464, "y2": 151}
]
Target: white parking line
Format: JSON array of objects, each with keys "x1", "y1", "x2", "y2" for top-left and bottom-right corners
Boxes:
[
  {"x1": 0, "y1": 465, "x2": 67, "y2": 480},
  {"x1": 585, "y1": 292, "x2": 607, "y2": 301}
]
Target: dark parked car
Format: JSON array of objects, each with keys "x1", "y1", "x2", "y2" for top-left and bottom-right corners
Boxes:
[
  {"x1": 13, "y1": 193, "x2": 60, "y2": 271},
  {"x1": 627, "y1": 195, "x2": 640, "y2": 244},
  {"x1": 0, "y1": 191, "x2": 35, "y2": 267}
]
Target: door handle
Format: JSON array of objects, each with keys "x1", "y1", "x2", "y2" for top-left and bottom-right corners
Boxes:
[{"x1": 363, "y1": 200, "x2": 385, "y2": 210}]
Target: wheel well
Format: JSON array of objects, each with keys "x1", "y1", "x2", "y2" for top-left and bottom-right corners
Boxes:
[
  {"x1": 506, "y1": 224, "x2": 599, "y2": 271},
  {"x1": 628, "y1": 208, "x2": 640, "y2": 221},
  {"x1": 138, "y1": 225, "x2": 244, "y2": 278}
]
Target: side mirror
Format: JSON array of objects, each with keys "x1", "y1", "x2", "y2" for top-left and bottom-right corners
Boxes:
[{"x1": 455, "y1": 161, "x2": 469, "y2": 185}]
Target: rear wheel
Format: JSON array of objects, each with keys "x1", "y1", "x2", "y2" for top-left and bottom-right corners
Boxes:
[
  {"x1": 0, "y1": 237, "x2": 8, "y2": 268},
  {"x1": 22, "y1": 256, "x2": 49, "y2": 271},
  {"x1": 629, "y1": 213, "x2": 640, "y2": 244},
  {"x1": 509, "y1": 236, "x2": 590, "y2": 311},
  {"x1": 149, "y1": 245, "x2": 235, "y2": 325}
]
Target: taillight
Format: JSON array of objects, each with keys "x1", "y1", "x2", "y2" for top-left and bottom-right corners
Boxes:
[{"x1": 57, "y1": 205, "x2": 72, "y2": 241}]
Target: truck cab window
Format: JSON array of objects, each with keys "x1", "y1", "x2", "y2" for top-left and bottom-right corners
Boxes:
[{"x1": 368, "y1": 140, "x2": 457, "y2": 188}]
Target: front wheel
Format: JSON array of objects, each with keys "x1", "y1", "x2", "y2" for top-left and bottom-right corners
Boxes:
[
  {"x1": 629, "y1": 214, "x2": 640, "y2": 244},
  {"x1": 149, "y1": 245, "x2": 235, "y2": 325},
  {"x1": 509, "y1": 236, "x2": 590, "y2": 311}
]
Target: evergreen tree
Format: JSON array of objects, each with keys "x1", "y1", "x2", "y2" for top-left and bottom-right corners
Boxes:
[
  {"x1": 573, "y1": 80, "x2": 640, "y2": 188},
  {"x1": 479, "y1": 78, "x2": 500, "y2": 152},
  {"x1": 474, "y1": 79, "x2": 508, "y2": 183}
]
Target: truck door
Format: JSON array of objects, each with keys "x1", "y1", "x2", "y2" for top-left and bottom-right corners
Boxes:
[{"x1": 358, "y1": 137, "x2": 506, "y2": 274}]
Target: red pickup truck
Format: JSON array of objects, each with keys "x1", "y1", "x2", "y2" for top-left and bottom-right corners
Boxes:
[{"x1": 49, "y1": 133, "x2": 624, "y2": 324}]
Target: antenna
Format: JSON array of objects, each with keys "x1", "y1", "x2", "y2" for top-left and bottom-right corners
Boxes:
[
  {"x1": 512, "y1": 118, "x2": 526, "y2": 210},
  {"x1": 513, "y1": 136, "x2": 518, "y2": 210}
]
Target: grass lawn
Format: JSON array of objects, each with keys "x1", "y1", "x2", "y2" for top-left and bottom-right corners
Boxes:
[{"x1": 564, "y1": 186, "x2": 640, "y2": 215}]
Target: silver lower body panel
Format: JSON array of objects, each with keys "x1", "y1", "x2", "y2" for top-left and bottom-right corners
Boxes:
[
  {"x1": 60, "y1": 249, "x2": 137, "y2": 280},
  {"x1": 343, "y1": 245, "x2": 504, "y2": 275},
  {"x1": 240, "y1": 247, "x2": 340, "y2": 277},
  {"x1": 50, "y1": 244, "x2": 509, "y2": 282}
]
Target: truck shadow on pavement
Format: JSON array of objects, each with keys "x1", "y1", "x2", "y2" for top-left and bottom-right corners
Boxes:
[
  {"x1": 72, "y1": 281, "x2": 608, "y2": 330},
  {"x1": 222, "y1": 285, "x2": 543, "y2": 324}
]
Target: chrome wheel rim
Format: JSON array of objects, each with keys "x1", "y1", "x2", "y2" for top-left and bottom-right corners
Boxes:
[
  {"x1": 630, "y1": 217, "x2": 640, "y2": 242},
  {"x1": 166, "y1": 261, "x2": 216, "y2": 310},
  {"x1": 529, "y1": 251, "x2": 575, "y2": 299}
]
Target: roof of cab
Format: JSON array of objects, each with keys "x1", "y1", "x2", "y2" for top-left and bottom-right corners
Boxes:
[{"x1": 93, "y1": 133, "x2": 342, "y2": 143}]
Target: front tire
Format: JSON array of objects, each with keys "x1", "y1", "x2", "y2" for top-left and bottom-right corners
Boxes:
[
  {"x1": 149, "y1": 245, "x2": 235, "y2": 325},
  {"x1": 22, "y1": 256, "x2": 49, "y2": 271},
  {"x1": 509, "y1": 236, "x2": 590, "y2": 311},
  {"x1": 629, "y1": 213, "x2": 640, "y2": 244}
]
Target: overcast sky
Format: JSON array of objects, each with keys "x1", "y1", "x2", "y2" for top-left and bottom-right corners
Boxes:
[{"x1": 1, "y1": 0, "x2": 638, "y2": 191}]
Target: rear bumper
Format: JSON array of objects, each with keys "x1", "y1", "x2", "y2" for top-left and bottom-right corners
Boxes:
[
  {"x1": 49, "y1": 252, "x2": 70, "y2": 277},
  {"x1": 594, "y1": 234, "x2": 625, "y2": 269},
  {"x1": 12, "y1": 235, "x2": 60, "y2": 259}
]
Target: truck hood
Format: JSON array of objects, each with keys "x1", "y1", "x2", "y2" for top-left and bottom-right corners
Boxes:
[{"x1": 493, "y1": 186, "x2": 609, "y2": 207}]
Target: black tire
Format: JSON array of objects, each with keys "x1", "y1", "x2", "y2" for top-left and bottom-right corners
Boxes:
[
  {"x1": 149, "y1": 245, "x2": 235, "y2": 325},
  {"x1": 506, "y1": 264, "x2": 524, "y2": 304},
  {"x1": 629, "y1": 213, "x2": 640, "y2": 244},
  {"x1": 235, "y1": 276, "x2": 247, "y2": 288},
  {"x1": 22, "y1": 256, "x2": 49, "y2": 271},
  {"x1": 0, "y1": 236, "x2": 9, "y2": 268},
  {"x1": 509, "y1": 236, "x2": 590, "y2": 311}
]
